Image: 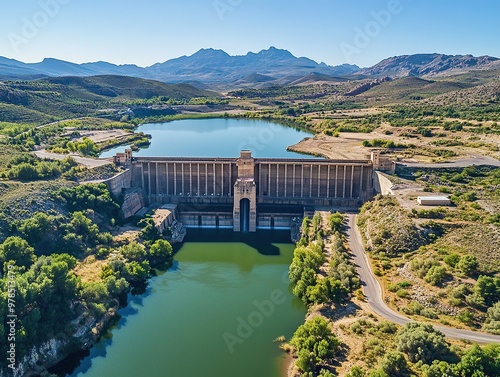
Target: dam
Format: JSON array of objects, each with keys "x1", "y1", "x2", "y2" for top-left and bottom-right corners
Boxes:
[{"x1": 110, "y1": 149, "x2": 384, "y2": 232}]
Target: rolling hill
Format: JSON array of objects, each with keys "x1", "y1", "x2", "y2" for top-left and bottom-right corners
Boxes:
[
  {"x1": 0, "y1": 75, "x2": 217, "y2": 125},
  {"x1": 354, "y1": 76, "x2": 473, "y2": 102}
]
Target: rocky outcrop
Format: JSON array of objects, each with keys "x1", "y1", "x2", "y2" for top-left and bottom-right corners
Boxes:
[
  {"x1": 1, "y1": 306, "x2": 117, "y2": 377},
  {"x1": 344, "y1": 78, "x2": 391, "y2": 96}
]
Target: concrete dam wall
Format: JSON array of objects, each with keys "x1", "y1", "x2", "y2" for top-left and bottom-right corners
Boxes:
[
  {"x1": 130, "y1": 156, "x2": 373, "y2": 204},
  {"x1": 119, "y1": 151, "x2": 375, "y2": 232}
]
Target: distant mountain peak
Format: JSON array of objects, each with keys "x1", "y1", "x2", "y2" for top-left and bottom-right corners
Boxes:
[
  {"x1": 3, "y1": 49, "x2": 497, "y2": 87},
  {"x1": 359, "y1": 53, "x2": 499, "y2": 78},
  {"x1": 256, "y1": 46, "x2": 295, "y2": 59},
  {"x1": 192, "y1": 48, "x2": 230, "y2": 57}
]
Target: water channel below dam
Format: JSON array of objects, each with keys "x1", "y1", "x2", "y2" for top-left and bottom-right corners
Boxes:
[{"x1": 62, "y1": 230, "x2": 306, "y2": 377}]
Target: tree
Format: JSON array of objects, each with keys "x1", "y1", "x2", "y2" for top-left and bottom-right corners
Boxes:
[
  {"x1": 9, "y1": 162, "x2": 38, "y2": 181},
  {"x1": 346, "y1": 366, "x2": 366, "y2": 377},
  {"x1": 483, "y1": 301, "x2": 500, "y2": 335},
  {"x1": 453, "y1": 344, "x2": 491, "y2": 377},
  {"x1": 396, "y1": 322, "x2": 448, "y2": 363},
  {"x1": 307, "y1": 278, "x2": 348, "y2": 305},
  {"x1": 290, "y1": 316, "x2": 340, "y2": 372},
  {"x1": 69, "y1": 211, "x2": 100, "y2": 246},
  {"x1": 318, "y1": 369, "x2": 335, "y2": 377},
  {"x1": 139, "y1": 217, "x2": 160, "y2": 242},
  {"x1": 0, "y1": 236, "x2": 35, "y2": 270},
  {"x1": 289, "y1": 245, "x2": 324, "y2": 284},
  {"x1": 481, "y1": 343, "x2": 500, "y2": 376},
  {"x1": 422, "y1": 361, "x2": 456, "y2": 377},
  {"x1": 148, "y1": 239, "x2": 173, "y2": 268},
  {"x1": 457, "y1": 255, "x2": 479, "y2": 276},
  {"x1": 58, "y1": 183, "x2": 120, "y2": 219},
  {"x1": 328, "y1": 212, "x2": 344, "y2": 233},
  {"x1": 380, "y1": 351, "x2": 409, "y2": 376},
  {"x1": 367, "y1": 370, "x2": 389, "y2": 377},
  {"x1": 19, "y1": 212, "x2": 56, "y2": 247},
  {"x1": 296, "y1": 350, "x2": 316, "y2": 373},
  {"x1": 472, "y1": 276, "x2": 500, "y2": 307},
  {"x1": 120, "y1": 242, "x2": 147, "y2": 262},
  {"x1": 424, "y1": 265, "x2": 447, "y2": 286},
  {"x1": 444, "y1": 253, "x2": 460, "y2": 267},
  {"x1": 124, "y1": 260, "x2": 150, "y2": 282},
  {"x1": 293, "y1": 267, "x2": 318, "y2": 303}
]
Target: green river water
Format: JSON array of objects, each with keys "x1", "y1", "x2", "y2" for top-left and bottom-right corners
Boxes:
[
  {"x1": 64, "y1": 230, "x2": 306, "y2": 377},
  {"x1": 60, "y1": 119, "x2": 313, "y2": 377}
]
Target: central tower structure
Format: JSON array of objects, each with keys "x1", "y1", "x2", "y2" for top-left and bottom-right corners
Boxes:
[{"x1": 233, "y1": 150, "x2": 257, "y2": 232}]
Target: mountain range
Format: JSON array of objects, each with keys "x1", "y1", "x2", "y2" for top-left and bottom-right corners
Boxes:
[{"x1": 0, "y1": 47, "x2": 499, "y2": 88}]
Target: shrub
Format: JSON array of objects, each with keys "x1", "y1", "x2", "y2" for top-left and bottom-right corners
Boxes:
[
  {"x1": 346, "y1": 366, "x2": 366, "y2": 377},
  {"x1": 471, "y1": 276, "x2": 500, "y2": 307},
  {"x1": 396, "y1": 322, "x2": 448, "y2": 363},
  {"x1": 457, "y1": 255, "x2": 479, "y2": 276},
  {"x1": 483, "y1": 301, "x2": 500, "y2": 334},
  {"x1": 380, "y1": 351, "x2": 410, "y2": 376},
  {"x1": 444, "y1": 253, "x2": 460, "y2": 267},
  {"x1": 0, "y1": 236, "x2": 35, "y2": 270},
  {"x1": 424, "y1": 265, "x2": 448, "y2": 286}
]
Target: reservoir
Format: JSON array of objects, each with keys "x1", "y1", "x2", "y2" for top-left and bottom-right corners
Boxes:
[
  {"x1": 100, "y1": 118, "x2": 319, "y2": 158},
  {"x1": 64, "y1": 230, "x2": 306, "y2": 377}
]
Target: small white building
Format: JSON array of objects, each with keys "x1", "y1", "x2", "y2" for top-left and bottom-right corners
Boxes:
[{"x1": 417, "y1": 196, "x2": 451, "y2": 206}]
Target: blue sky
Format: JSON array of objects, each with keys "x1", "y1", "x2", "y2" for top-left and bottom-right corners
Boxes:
[{"x1": 1, "y1": 0, "x2": 499, "y2": 68}]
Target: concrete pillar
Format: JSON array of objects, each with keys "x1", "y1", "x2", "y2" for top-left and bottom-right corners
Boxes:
[
  {"x1": 181, "y1": 163, "x2": 185, "y2": 195},
  {"x1": 174, "y1": 163, "x2": 177, "y2": 195},
  {"x1": 284, "y1": 164, "x2": 288, "y2": 198},
  {"x1": 335, "y1": 165, "x2": 338, "y2": 198},
  {"x1": 148, "y1": 163, "x2": 151, "y2": 198},
  {"x1": 229, "y1": 163, "x2": 232, "y2": 196},
  {"x1": 293, "y1": 164, "x2": 296, "y2": 197},
  {"x1": 205, "y1": 163, "x2": 208, "y2": 196},
  {"x1": 359, "y1": 165, "x2": 364, "y2": 199},
  {"x1": 189, "y1": 162, "x2": 193, "y2": 196},
  {"x1": 327, "y1": 165, "x2": 330, "y2": 198},
  {"x1": 343, "y1": 165, "x2": 347, "y2": 198},
  {"x1": 141, "y1": 164, "x2": 145, "y2": 192},
  {"x1": 350, "y1": 165, "x2": 355, "y2": 198},
  {"x1": 301, "y1": 165, "x2": 304, "y2": 197},
  {"x1": 309, "y1": 165, "x2": 313, "y2": 197},
  {"x1": 197, "y1": 163, "x2": 200, "y2": 196},
  {"x1": 276, "y1": 164, "x2": 279, "y2": 197},
  {"x1": 155, "y1": 162, "x2": 159, "y2": 197},
  {"x1": 213, "y1": 163, "x2": 216, "y2": 195},
  {"x1": 167, "y1": 163, "x2": 170, "y2": 196},
  {"x1": 268, "y1": 164, "x2": 271, "y2": 197},
  {"x1": 221, "y1": 164, "x2": 224, "y2": 196},
  {"x1": 318, "y1": 165, "x2": 321, "y2": 198},
  {"x1": 258, "y1": 163, "x2": 262, "y2": 198}
]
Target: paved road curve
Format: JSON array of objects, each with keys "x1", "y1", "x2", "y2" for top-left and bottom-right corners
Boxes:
[
  {"x1": 34, "y1": 150, "x2": 112, "y2": 168},
  {"x1": 346, "y1": 213, "x2": 500, "y2": 344}
]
